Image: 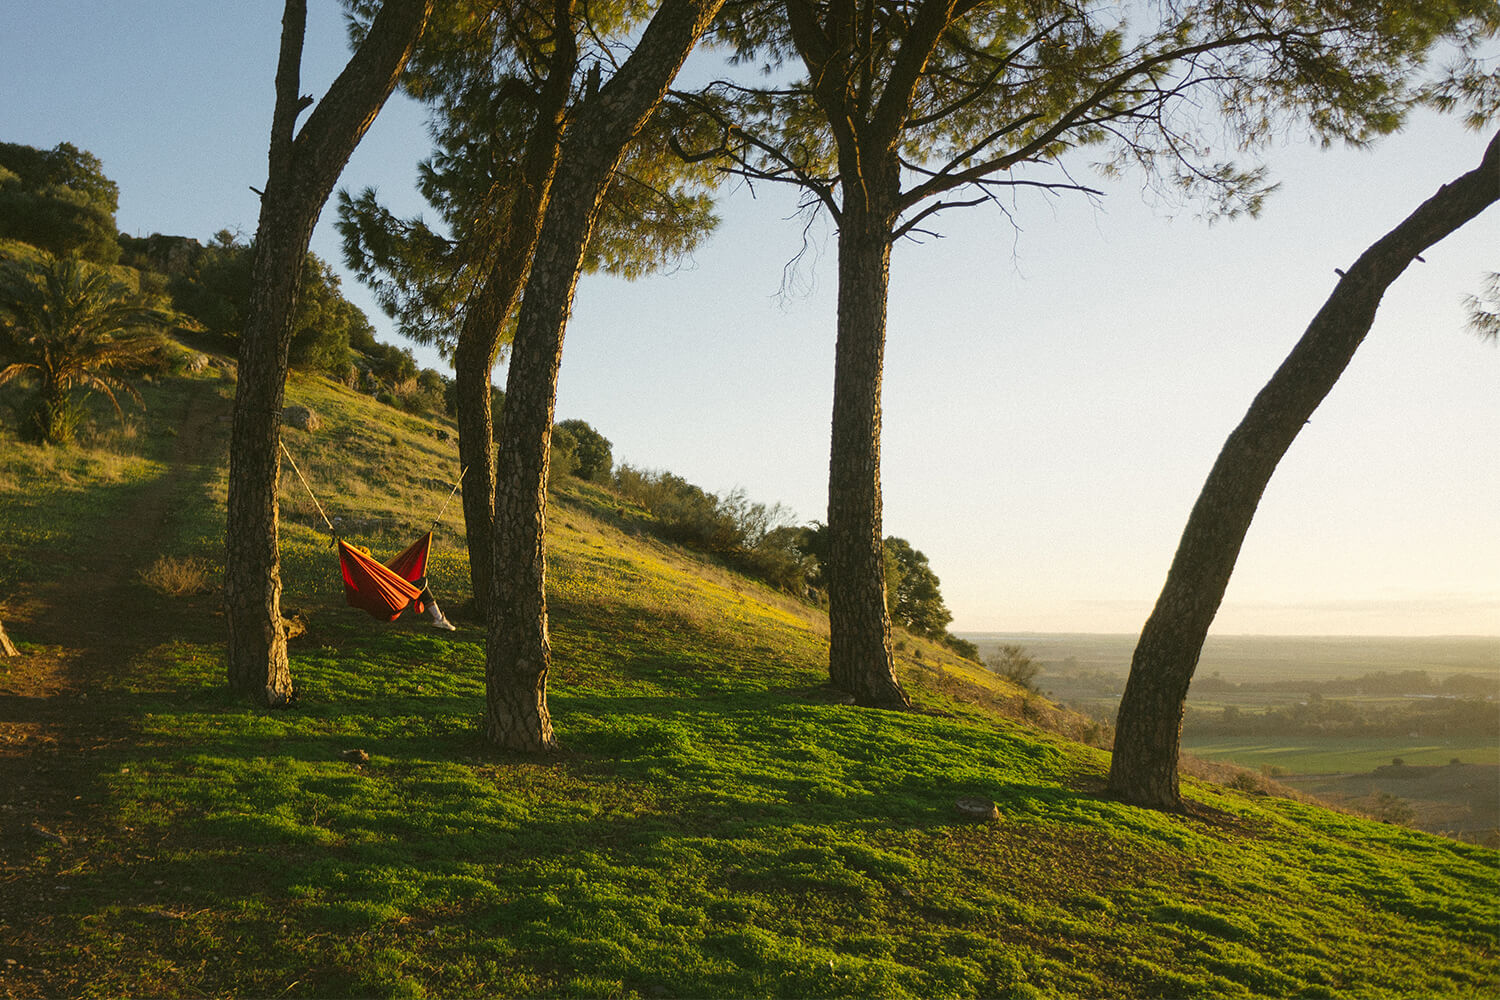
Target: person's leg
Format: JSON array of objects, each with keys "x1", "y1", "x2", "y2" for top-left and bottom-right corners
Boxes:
[{"x1": 419, "y1": 586, "x2": 456, "y2": 630}]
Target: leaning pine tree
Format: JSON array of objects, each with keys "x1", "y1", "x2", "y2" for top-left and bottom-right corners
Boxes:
[
  {"x1": 1110, "y1": 128, "x2": 1500, "y2": 811},
  {"x1": 225, "y1": 0, "x2": 430, "y2": 707},
  {"x1": 485, "y1": 0, "x2": 729, "y2": 752}
]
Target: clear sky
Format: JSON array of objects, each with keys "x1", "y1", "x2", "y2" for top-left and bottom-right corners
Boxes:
[{"x1": 4, "y1": 3, "x2": 1496, "y2": 636}]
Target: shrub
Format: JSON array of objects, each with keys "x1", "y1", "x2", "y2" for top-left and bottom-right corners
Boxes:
[
  {"x1": 987, "y1": 644, "x2": 1041, "y2": 692},
  {"x1": 943, "y1": 634, "x2": 980, "y2": 661},
  {"x1": 1364, "y1": 792, "x2": 1416, "y2": 826},
  {"x1": 613, "y1": 464, "x2": 809, "y2": 591},
  {"x1": 140, "y1": 555, "x2": 215, "y2": 596}
]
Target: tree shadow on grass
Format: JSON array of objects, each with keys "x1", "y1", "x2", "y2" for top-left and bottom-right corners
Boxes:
[{"x1": 13, "y1": 669, "x2": 1496, "y2": 998}]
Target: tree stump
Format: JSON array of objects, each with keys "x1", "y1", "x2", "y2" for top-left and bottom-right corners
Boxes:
[{"x1": 0, "y1": 620, "x2": 18, "y2": 657}]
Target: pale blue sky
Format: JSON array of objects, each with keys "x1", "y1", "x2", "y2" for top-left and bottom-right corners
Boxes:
[{"x1": 4, "y1": 2, "x2": 1496, "y2": 635}]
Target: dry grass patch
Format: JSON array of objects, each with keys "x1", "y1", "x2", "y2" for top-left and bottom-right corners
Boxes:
[{"x1": 139, "y1": 555, "x2": 216, "y2": 597}]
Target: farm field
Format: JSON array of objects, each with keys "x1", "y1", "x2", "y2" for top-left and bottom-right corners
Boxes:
[
  {"x1": 963, "y1": 632, "x2": 1500, "y2": 842},
  {"x1": 962, "y1": 633, "x2": 1500, "y2": 686},
  {"x1": 1179, "y1": 737, "x2": 1499, "y2": 775}
]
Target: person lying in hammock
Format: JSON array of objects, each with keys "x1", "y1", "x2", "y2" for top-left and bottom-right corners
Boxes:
[{"x1": 337, "y1": 533, "x2": 456, "y2": 632}]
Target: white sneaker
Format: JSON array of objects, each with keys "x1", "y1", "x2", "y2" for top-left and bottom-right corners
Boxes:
[{"x1": 425, "y1": 599, "x2": 458, "y2": 631}]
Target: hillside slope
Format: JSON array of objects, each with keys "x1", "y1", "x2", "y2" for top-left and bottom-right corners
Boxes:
[{"x1": 0, "y1": 360, "x2": 1495, "y2": 999}]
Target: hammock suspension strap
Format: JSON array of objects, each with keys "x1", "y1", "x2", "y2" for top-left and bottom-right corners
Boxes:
[{"x1": 279, "y1": 440, "x2": 335, "y2": 535}]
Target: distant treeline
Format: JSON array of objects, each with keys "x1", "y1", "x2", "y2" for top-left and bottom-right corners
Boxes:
[
  {"x1": 1184, "y1": 695, "x2": 1499, "y2": 741},
  {"x1": 1191, "y1": 669, "x2": 1496, "y2": 699}
]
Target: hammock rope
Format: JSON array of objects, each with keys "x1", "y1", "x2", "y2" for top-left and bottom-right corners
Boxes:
[
  {"x1": 431, "y1": 466, "x2": 467, "y2": 531},
  {"x1": 279, "y1": 440, "x2": 335, "y2": 534}
]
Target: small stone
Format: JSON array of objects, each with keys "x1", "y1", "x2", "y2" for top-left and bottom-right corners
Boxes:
[
  {"x1": 954, "y1": 797, "x2": 1000, "y2": 822},
  {"x1": 282, "y1": 404, "x2": 321, "y2": 432}
]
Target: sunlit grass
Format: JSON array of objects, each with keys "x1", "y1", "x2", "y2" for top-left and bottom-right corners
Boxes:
[{"x1": 5, "y1": 363, "x2": 1497, "y2": 998}]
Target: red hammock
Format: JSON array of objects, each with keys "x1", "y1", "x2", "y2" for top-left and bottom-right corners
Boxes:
[{"x1": 337, "y1": 532, "x2": 432, "y2": 621}]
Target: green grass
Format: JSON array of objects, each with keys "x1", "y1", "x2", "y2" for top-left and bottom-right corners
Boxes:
[{"x1": 4, "y1": 362, "x2": 1498, "y2": 998}]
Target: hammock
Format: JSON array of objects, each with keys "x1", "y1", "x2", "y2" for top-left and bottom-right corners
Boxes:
[
  {"x1": 279, "y1": 440, "x2": 463, "y2": 624},
  {"x1": 337, "y1": 532, "x2": 432, "y2": 621}
]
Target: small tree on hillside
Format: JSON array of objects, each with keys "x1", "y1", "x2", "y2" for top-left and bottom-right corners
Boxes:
[
  {"x1": 0, "y1": 255, "x2": 167, "y2": 444},
  {"x1": 557, "y1": 418, "x2": 612, "y2": 482},
  {"x1": 0, "y1": 141, "x2": 122, "y2": 264},
  {"x1": 883, "y1": 537, "x2": 954, "y2": 638},
  {"x1": 987, "y1": 644, "x2": 1040, "y2": 692}
]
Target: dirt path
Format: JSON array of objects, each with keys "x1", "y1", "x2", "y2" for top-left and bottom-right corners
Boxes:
[{"x1": 0, "y1": 378, "x2": 230, "y2": 992}]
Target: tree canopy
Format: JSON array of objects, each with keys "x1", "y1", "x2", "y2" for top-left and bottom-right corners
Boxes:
[
  {"x1": 336, "y1": 0, "x2": 723, "y2": 358},
  {"x1": 0, "y1": 141, "x2": 122, "y2": 264}
]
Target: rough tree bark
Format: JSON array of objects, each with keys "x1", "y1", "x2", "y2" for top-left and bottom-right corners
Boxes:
[
  {"x1": 783, "y1": 0, "x2": 956, "y2": 709},
  {"x1": 1109, "y1": 130, "x2": 1500, "y2": 810},
  {"x1": 0, "y1": 620, "x2": 17, "y2": 657},
  {"x1": 225, "y1": 0, "x2": 431, "y2": 707},
  {"x1": 484, "y1": 0, "x2": 728, "y2": 751},
  {"x1": 452, "y1": 0, "x2": 575, "y2": 617},
  {"x1": 825, "y1": 178, "x2": 912, "y2": 709}
]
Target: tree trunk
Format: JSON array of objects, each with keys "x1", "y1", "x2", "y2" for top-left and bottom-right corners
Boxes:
[
  {"x1": 484, "y1": 0, "x2": 727, "y2": 751},
  {"x1": 224, "y1": 0, "x2": 430, "y2": 707},
  {"x1": 824, "y1": 165, "x2": 911, "y2": 709},
  {"x1": 0, "y1": 620, "x2": 18, "y2": 657},
  {"x1": 451, "y1": 15, "x2": 574, "y2": 617},
  {"x1": 1110, "y1": 131, "x2": 1500, "y2": 810},
  {"x1": 226, "y1": 211, "x2": 311, "y2": 706},
  {"x1": 485, "y1": 232, "x2": 577, "y2": 751},
  {"x1": 452, "y1": 292, "x2": 504, "y2": 617}
]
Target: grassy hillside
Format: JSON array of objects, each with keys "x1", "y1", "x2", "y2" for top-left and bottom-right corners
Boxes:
[{"x1": 1, "y1": 357, "x2": 1496, "y2": 999}]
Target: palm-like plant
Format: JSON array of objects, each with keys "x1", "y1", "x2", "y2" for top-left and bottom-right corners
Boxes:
[{"x1": 0, "y1": 254, "x2": 167, "y2": 443}]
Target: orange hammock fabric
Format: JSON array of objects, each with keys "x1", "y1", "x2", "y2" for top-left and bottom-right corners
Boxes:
[{"x1": 337, "y1": 532, "x2": 431, "y2": 621}]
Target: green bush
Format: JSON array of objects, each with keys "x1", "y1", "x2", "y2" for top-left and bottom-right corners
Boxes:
[
  {"x1": 556, "y1": 418, "x2": 612, "y2": 482},
  {"x1": 987, "y1": 645, "x2": 1040, "y2": 692},
  {"x1": 550, "y1": 423, "x2": 580, "y2": 479},
  {"x1": 613, "y1": 464, "x2": 811, "y2": 592}
]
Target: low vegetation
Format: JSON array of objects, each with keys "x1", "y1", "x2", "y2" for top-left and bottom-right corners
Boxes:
[{"x1": 1, "y1": 360, "x2": 1496, "y2": 998}]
